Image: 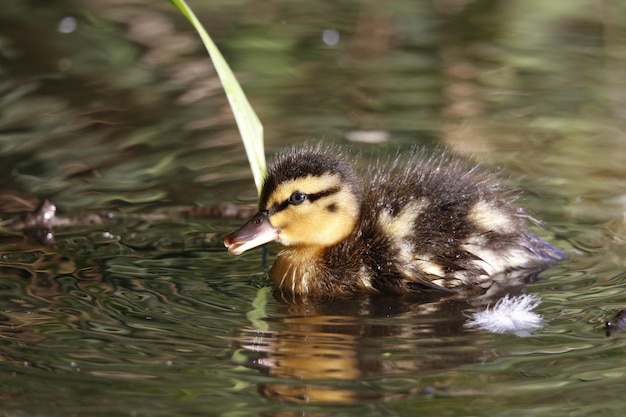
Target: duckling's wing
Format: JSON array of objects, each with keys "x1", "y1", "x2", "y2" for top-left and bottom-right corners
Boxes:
[{"x1": 364, "y1": 148, "x2": 564, "y2": 293}]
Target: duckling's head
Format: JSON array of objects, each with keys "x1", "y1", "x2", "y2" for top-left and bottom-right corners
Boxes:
[{"x1": 225, "y1": 144, "x2": 361, "y2": 255}]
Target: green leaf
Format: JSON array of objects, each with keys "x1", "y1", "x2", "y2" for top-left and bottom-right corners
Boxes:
[{"x1": 169, "y1": 0, "x2": 266, "y2": 194}]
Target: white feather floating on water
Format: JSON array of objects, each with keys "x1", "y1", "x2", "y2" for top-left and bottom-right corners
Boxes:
[{"x1": 466, "y1": 294, "x2": 544, "y2": 337}]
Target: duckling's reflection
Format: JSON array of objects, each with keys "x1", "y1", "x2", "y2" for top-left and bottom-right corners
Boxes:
[{"x1": 234, "y1": 291, "x2": 485, "y2": 404}]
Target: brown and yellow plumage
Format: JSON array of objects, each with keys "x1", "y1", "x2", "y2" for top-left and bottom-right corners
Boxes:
[{"x1": 224, "y1": 143, "x2": 565, "y2": 297}]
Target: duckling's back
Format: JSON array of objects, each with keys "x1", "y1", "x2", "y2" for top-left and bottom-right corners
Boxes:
[{"x1": 324, "y1": 149, "x2": 565, "y2": 295}]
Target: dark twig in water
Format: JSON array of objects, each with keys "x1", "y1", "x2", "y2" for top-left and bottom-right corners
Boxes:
[{"x1": 2, "y1": 199, "x2": 257, "y2": 246}]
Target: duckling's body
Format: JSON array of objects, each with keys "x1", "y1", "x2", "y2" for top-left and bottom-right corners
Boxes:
[{"x1": 225, "y1": 143, "x2": 564, "y2": 297}]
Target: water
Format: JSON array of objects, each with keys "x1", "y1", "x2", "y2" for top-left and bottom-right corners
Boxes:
[{"x1": 1, "y1": 1, "x2": 626, "y2": 416}]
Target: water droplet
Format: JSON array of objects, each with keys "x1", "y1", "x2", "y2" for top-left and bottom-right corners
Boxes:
[
  {"x1": 58, "y1": 16, "x2": 77, "y2": 34},
  {"x1": 322, "y1": 29, "x2": 340, "y2": 46}
]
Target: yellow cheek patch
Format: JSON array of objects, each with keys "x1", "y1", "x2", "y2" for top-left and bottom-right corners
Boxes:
[
  {"x1": 263, "y1": 173, "x2": 359, "y2": 248},
  {"x1": 271, "y1": 190, "x2": 358, "y2": 246},
  {"x1": 468, "y1": 200, "x2": 515, "y2": 233}
]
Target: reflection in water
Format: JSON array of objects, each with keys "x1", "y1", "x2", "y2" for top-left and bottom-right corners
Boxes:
[{"x1": 234, "y1": 291, "x2": 481, "y2": 404}]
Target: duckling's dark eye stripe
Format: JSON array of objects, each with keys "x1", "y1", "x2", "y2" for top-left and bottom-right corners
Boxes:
[
  {"x1": 270, "y1": 186, "x2": 341, "y2": 214},
  {"x1": 271, "y1": 200, "x2": 290, "y2": 214},
  {"x1": 308, "y1": 186, "x2": 340, "y2": 203}
]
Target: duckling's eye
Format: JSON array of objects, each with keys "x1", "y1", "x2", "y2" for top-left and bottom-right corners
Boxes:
[{"x1": 288, "y1": 191, "x2": 308, "y2": 205}]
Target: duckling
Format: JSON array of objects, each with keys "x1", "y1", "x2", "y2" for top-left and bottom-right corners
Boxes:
[{"x1": 224, "y1": 143, "x2": 565, "y2": 297}]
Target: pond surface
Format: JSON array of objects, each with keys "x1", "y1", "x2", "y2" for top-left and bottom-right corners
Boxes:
[{"x1": 1, "y1": 0, "x2": 626, "y2": 416}]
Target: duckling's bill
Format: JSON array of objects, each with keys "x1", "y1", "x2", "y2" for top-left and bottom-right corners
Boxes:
[{"x1": 224, "y1": 211, "x2": 278, "y2": 255}]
